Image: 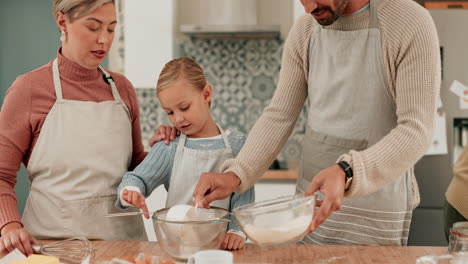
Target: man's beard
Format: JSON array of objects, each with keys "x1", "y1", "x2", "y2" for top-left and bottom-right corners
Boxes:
[{"x1": 311, "y1": 0, "x2": 350, "y2": 26}]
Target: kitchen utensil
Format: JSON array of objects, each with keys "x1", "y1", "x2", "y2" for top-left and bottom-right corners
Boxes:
[
  {"x1": 152, "y1": 206, "x2": 229, "y2": 262},
  {"x1": 32, "y1": 237, "x2": 95, "y2": 264},
  {"x1": 188, "y1": 250, "x2": 233, "y2": 264},
  {"x1": 233, "y1": 194, "x2": 316, "y2": 247},
  {"x1": 104, "y1": 211, "x2": 154, "y2": 218}
]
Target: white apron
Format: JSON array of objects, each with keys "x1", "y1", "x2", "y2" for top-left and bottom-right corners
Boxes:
[
  {"x1": 165, "y1": 125, "x2": 232, "y2": 210},
  {"x1": 296, "y1": 0, "x2": 416, "y2": 245},
  {"x1": 22, "y1": 59, "x2": 146, "y2": 240}
]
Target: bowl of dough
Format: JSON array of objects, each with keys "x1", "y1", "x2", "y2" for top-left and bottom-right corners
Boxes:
[
  {"x1": 152, "y1": 205, "x2": 229, "y2": 262},
  {"x1": 233, "y1": 194, "x2": 315, "y2": 247}
]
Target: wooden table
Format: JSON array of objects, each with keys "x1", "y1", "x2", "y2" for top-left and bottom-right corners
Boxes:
[{"x1": 86, "y1": 241, "x2": 448, "y2": 263}]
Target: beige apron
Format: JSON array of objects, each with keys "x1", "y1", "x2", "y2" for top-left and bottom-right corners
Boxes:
[
  {"x1": 296, "y1": 0, "x2": 416, "y2": 246},
  {"x1": 166, "y1": 125, "x2": 231, "y2": 210},
  {"x1": 22, "y1": 59, "x2": 146, "y2": 240}
]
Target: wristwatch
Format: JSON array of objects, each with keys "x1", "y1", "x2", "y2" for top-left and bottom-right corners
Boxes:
[{"x1": 337, "y1": 160, "x2": 353, "y2": 191}]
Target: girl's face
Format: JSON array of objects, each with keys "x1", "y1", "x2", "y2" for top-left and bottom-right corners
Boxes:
[
  {"x1": 158, "y1": 78, "x2": 213, "y2": 138},
  {"x1": 56, "y1": 3, "x2": 117, "y2": 69}
]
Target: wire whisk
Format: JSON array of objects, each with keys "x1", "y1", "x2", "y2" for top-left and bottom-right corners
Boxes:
[{"x1": 32, "y1": 237, "x2": 95, "y2": 264}]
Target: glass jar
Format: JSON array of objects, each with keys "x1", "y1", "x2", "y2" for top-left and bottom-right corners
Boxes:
[{"x1": 449, "y1": 222, "x2": 468, "y2": 253}]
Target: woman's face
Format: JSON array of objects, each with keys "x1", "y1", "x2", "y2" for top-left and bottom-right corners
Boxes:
[{"x1": 56, "y1": 3, "x2": 117, "y2": 69}]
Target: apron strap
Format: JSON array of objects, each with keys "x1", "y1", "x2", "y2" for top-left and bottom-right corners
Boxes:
[
  {"x1": 176, "y1": 132, "x2": 187, "y2": 154},
  {"x1": 176, "y1": 124, "x2": 233, "y2": 154},
  {"x1": 52, "y1": 59, "x2": 64, "y2": 102},
  {"x1": 52, "y1": 60, "x2": 124, "y2": 103},
  {"x1": 98, "y1": 66, "x2": 123, "y2": 102},
  {"x1": 369, "y1": 0, "x2": 380, "y2": 29},
  {"x1": 217, "y1": 124, "x2": 233, "y2": 153}
]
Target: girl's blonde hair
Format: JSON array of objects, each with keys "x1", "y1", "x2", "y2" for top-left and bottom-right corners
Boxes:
[
  {"x1": 157, "y1": 58, "x2": 207, "y2": 94},
  {"x1": 53, "y1": 0, "x2": 114, "y2": 22}
]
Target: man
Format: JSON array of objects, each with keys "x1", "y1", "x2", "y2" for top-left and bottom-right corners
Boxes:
[{"x1": 154, "y1": 0, "x2": 440, "y2": 245}]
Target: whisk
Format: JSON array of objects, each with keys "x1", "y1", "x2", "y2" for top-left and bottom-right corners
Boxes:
[{"x1": 32, "y1": 237, "x2": 95, "y2": 264}]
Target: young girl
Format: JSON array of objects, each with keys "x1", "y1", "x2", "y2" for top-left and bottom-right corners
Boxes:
[{"x1": 116, "y1": 58, "x2": 254, "y2": 250}]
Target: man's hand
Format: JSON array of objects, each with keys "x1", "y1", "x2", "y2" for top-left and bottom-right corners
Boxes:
[
  {"x1": 148, "y1": 125, "x2": 179, "y2": 147},
  {"x1": 305, "y1": 164, "x2": 346, "y2": 232},
  {"x1": 193, "y1": 172, "x2": 241, "y2": 208},
  {"x1": 0, "y1": 222, "x2": 38, "y2": 256},
  {"x1": 122, "y1": 189, "x2": 150, "y2": 219}
]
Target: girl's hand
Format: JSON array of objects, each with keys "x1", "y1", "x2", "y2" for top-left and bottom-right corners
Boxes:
[
  {"x1": 149, "y1": 125, "x2": 180, "y2": 147},
  {"x1": 0, "y1": 222, "x2": 38, "y2": 256},
  {"x1": 221, "y1": 233, "x2": 245, "y2": 250},
  {"x1": 122, "y1": 189, "x2": 150, "y2": 219}
]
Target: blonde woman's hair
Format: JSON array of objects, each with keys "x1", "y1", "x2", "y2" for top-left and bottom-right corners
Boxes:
[
  {"x1": 157, "y1": 58, "x2": 207, "y2": 94},
  {"x1": 53, "y1": 0, "x2": 114, "y2": 22}
]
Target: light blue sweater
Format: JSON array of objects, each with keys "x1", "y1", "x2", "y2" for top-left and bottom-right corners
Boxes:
[{"x1": 116, "y1": 130, "x2": 254, "y2": 233}]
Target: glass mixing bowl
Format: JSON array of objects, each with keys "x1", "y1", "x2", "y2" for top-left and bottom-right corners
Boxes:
[
  {"x1": 233, "y1": 194, "x2": 316, "y2": 247},
  {"x1": 152, "y1": 206, "x2": 229, "y2": 262}
]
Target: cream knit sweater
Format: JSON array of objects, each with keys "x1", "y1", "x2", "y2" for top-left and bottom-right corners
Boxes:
[{"x1": 222, "y1": 0, "x2": 441, "y2": 198}]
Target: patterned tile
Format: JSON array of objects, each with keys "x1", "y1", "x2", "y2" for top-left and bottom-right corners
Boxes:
[{"x1": 136, "y1": 39, "x2": 308, "y2": 163}]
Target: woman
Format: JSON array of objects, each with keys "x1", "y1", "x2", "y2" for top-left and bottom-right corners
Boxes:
[{"x1": 0, "y1": 0, "x2": 147, "y2": 255}]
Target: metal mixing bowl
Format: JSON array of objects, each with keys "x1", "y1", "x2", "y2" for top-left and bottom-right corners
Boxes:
[
  {"x1": 152, "y1": 206, "x2": 229, "y2": 262},
  {"x1": 233, "y1": 194, "x2": 315, "y2": 247}
]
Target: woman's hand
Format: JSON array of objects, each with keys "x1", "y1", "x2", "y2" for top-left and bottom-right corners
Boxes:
[
  {"x1": 221, "y1": 233, "x2": 245, "y2": 250},
  {"x1": 0, "y1": 222, "x2": 38, "y2": 256},
  {"x1": 122, "y1": 189, "x2": 150, "y2": 219},
  {"x1": 148, "y1": 125, "x2": 179, "y2": 147}
]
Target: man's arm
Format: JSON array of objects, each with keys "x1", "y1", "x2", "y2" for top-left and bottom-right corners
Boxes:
[{"x1": 342, "y1": 5, "x2": 441, "y2": 198}]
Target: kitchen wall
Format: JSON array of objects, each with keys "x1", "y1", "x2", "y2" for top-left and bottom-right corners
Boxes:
[
  {"x1": 136, "y1": 38, "x2": 308, "y2": 163},
  {"x1": 0, "y1": 0, "x2": 63, "y2": 215}
]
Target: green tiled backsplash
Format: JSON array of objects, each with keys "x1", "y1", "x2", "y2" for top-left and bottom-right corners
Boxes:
[{"x1": 136, "y1": 39, "x2": 307, "y2": 163}]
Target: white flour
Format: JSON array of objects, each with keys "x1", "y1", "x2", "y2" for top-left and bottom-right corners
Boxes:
[
  {"x1": 162, "y1": 205, "x2": 224, "y2": 258},
  {"x1": 244, "y1": 215, "x2": 312, "y2": 245}
]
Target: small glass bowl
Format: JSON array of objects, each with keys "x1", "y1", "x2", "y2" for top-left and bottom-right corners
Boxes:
[
  {"x1": 449, "y1": 224, "x2": 468, "y2": 253},
  {"x1": 152, "y1": 207, "x2": 229, "y2": 262},
  {"x1": 233, "y1": 194, "x2": 315, "y2": 247}
]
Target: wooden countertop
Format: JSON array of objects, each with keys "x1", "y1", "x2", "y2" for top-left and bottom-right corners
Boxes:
[{"x1": 78, "y1": 241, "x2": 447, "y2": 263}]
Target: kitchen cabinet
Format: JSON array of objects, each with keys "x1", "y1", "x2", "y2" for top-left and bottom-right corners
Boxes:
[
  {"x1": 409, "y1": 208, "x2": 448, "y2": 246},
  {"x1": 123, "y1": 0, "x2": 175, "y2": 88}
]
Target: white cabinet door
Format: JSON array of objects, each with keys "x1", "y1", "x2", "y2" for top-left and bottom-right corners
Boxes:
[{"x1": 124, "y1": 0, "x2": 174, "y2": 89}]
